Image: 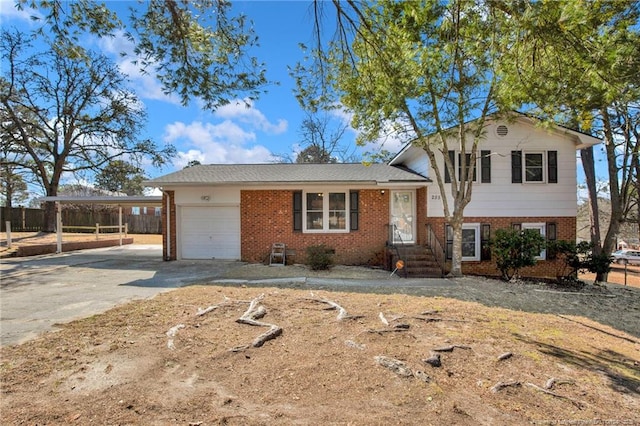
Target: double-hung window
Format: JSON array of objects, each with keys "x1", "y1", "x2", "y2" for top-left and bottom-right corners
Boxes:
[
  {"x1": 524, "y1": 153, "x2": 544, "y2": 182},
  {"x1": 293, "y1": 190, "x2": 358, "y2": 233},
  {"x1": 445, "y1": 223, "x2": 491, "y2": 261},
  {"x1": 512, "y1": 151, "x2": 558, "y2": 184},
  {"x1": 445, "y1": 150, "x2": 491, "y2": 184},
  {"x1": 301, "y1": 191, "x2": 348, "y2": 232}
]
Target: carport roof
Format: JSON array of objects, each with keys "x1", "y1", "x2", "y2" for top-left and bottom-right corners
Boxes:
[
  {"x1": 143, "y1": 163, "x2": 429, "y2": 186},
  {"x1": 40, "y1": 196, "x2": 162, "y2": 206}
]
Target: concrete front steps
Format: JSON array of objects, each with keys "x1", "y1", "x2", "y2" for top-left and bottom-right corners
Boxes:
[{"x1": 387, "y1": 244, "x2": 444, "y2": 278}]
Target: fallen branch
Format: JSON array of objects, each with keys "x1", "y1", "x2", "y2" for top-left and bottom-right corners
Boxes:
[
  {"x1": 545, "y1": 377, "x2": 575, "y2": 390},
  {"x1": 367, "y1": 328, "x2": 412, "y2": 335},
  {"x1": 415, "y1": 316, "x2": 470, "y2": 323},
  {"x1": 304, "y1": 297, "x2": 363, "y2": 321},
  {"x1": 374, "y1": 356, "x2": 430, "y2": 382},
  {"x1": 345, "y1": 340, "x2": 365, "y2": 350},
  {"x1": 379, "y1": 312, "x2": 389, "y2": 326},
  {"x1": 491, "y1": 380, "x2": 521, "y2": 393},
  {"x1": 374, "y1": 356, "x2": 413, "y2": 378},
  {"x1": 252, "y1": 325, "x2": 282, "y2": 348},
  {"x1": 526, "y1": 382, "x2": 586, "y2": 409},
  {"x1": 196, "y1": 305, "x2": 219, "y2": 317},
  {"x1": 433, "y1": 345, "x2": 471, "y2": 352},
  {"x1": 166, "y1": 324, "x2": 185, "y2": 350},
  {"x1": 411, "y1": 316, "x2": 442, "y2": 323},
  {"x1": 231, "y1": 294, "x2": 282, "y2": 351},
  {"x1": 196, "y1": 296, "x2": 247, "y2": 317},
  {"x1": 497, "y1": 352, "x2": 513, "y2": 361}
]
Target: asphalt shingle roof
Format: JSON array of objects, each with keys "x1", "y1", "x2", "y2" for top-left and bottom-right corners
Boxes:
[{"x1": 144, "y1": 163, "x2": 428, "y2": 186}]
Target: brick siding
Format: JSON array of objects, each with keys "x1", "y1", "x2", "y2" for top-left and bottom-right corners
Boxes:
[
  {"x1": 427, "y1": 216, "x2": 577, "y2": 279},
  {"x1": 241, "y1": 189, "x2": 390, "y2": 265}
]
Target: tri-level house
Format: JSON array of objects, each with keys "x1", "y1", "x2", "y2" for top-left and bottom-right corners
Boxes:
[{"x1": 144, "y1": 113, "x2": 601, "y2": 278}]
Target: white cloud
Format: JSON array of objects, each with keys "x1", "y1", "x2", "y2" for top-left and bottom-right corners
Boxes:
[
  {"x1": 0, "y1": 0, "x2": 41, "y2": 23},
  {"x1": 164, "y1": 121, "x2": 275, "y2": 166},
  {"x1": 215, "y1": 99, "x2": 288, "y2": 134},
  {"x1": 98, "y1": 30, "x2": 181, "y2": 104},
  {"x1": 163, "y1": 121, "x2": 256, "y2": 146}
]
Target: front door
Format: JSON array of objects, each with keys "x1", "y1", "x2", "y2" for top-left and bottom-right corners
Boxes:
[{"x1": 390, "y1": 190, "x2": 415, "y2": 244}]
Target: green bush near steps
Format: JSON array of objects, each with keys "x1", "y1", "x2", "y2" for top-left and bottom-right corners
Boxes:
[{"x1": 306, "y1": 244, "x2": 334, "y2": 270}]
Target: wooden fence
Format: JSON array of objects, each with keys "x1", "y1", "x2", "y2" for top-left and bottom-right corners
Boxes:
[
  {"x1": 1, "y1": 207, "x2": 161, "y2": 234},
  {"x1": 1, "y1": 207, "x2": 44, "y2": 232}
]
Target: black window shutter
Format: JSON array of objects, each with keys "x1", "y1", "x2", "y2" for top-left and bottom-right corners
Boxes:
[
  {"x1": 546, "y1": 222, "x2": 557, "y2": 260},
  {"x1": 481, "y1": 223, "x2": 491, "y2": 261},
  {"x1": 445, "y1": 224, "x2": 453, "y2": 260},
  {"x1": 444, "y1": 150, "x2": 455, "y2": 183},
  {"x1": 293, "y1": 191, "x2": 302, "y2": 232},
  {"x1": 481, "y1": 150, "x2": 491, "y2": 183},
  {"x1": 548, "y1": 151, "x2": 558, "y2": 183},
  {"x1": 349, "y1": 190, "x2": 359, "y2": 231},
  {"x1": 511, "y1": 151, "x2": 522, "y2": 183}
]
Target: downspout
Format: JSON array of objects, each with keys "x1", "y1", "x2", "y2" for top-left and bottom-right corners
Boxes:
[{"x1": 161, "y1": 189, "x2": 171, "y2": 260}]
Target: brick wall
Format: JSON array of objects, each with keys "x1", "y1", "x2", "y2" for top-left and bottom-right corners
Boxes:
[
  {"x1": 241, "y1": 189, "x2": 390, "y2": 265},
  {"x1": 427, "y1": 216, "x2": 577, "y2": 279}
]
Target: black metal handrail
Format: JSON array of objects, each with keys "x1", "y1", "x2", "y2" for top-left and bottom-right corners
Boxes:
[
  {"x1": 426, "y1": 224, "x2": 446, "y2": 276},
  {"x1": 386, "y1": 224, "x2": 408, "y2": 278}
]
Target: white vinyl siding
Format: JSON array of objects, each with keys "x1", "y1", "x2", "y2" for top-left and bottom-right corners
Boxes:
[{"x1": 427, "y1": 121, "x2": 578, "y2": 218}]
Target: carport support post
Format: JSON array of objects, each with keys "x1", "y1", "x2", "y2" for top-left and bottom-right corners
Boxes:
[
  {"x1": 56, "y1": 202, "x2": 62, "y2": 253},
  {"x1": 5, "y1": 221, "x2": 11, "y2": 249},
  {"x1": 118, "y1": 205, "x2": 123, "y2": 246}
]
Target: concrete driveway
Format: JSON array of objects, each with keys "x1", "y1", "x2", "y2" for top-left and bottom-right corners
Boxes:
[{"x1": 0, "y1": 245, "x2": 241, "y2": 346}]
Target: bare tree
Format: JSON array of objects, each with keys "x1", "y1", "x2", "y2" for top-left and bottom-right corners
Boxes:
[{"x1": 1, "y1": 29, "x2": 174, "y2": 231}]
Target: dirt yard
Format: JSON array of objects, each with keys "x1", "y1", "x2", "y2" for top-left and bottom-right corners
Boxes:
[
  {"x1": 1, "y1": 233, "x2": 639, "y2": 424},
  {"x1": 1, "y1": 289, "x2": 638, "y2": 424}
]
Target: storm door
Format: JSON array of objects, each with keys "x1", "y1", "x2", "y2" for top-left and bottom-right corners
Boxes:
[{"x1": 390, "y1": 190, "x2": 415, "y2": 244}]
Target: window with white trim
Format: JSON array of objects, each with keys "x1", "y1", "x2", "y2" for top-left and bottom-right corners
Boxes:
[
  {"x1": 446, "y1": 223, "x2": 481, "y2": 261},
  {"x1": 522, "y1": 222, "x2": 546, "y2": 259},
  {"x1": 524, "y1": 152, "x2": 544, "y2": 182},
  {"x1": 445, "y1": 150, "x2": 491, "y2": 184},
  {"x1": 461, "y1": 224, "x2": 481, "y2": 261},
  {"x1": 304, "y1": 191, "x2": 348, "y2": 232},
  {"x1": 511, "y1": 151, "x2": 558, "y2": 184}
]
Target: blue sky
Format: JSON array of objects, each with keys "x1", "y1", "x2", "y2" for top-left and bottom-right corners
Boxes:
[{"x1": 1, "y1": 0, "x2": 394, "y2": 187}]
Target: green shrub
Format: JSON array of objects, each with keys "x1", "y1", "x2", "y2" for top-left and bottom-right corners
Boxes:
[
  {"x1": 306, "y1": 244, "x2": 334, "y2": 270},
  {"x1": 491, "y1": 228, "x2": 546, "y2": 281},
  {"x1": 548, "y1": 240, "x2": 612, "y2": 283}
]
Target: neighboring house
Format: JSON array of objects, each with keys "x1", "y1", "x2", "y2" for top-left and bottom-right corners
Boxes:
[{"x1": 144, "y1": 113, "x2": 601, "y2": 277}]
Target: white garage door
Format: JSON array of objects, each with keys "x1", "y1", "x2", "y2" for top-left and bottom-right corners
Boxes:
[{"x1": 180, "y1": 206, "x2": 240, "y2": 259}]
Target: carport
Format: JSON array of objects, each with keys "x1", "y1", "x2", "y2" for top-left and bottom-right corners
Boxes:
[{"x1": 40, "y1": 196, "x2": 162, "y2": 254}]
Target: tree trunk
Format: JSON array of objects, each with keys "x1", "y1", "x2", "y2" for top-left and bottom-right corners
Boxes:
[
  {"x1": 580, "y1": 147, "x2": 602, "y2": 256},
  {"x1": 600, "y1": 109, "x2": 623, "y2": 282},
  {"x1": 448, "y1": 216, "x2": 464, "y2": 277},
  {"x1": 42, "y1": 201, "x2": 57, "y2": 233}
]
